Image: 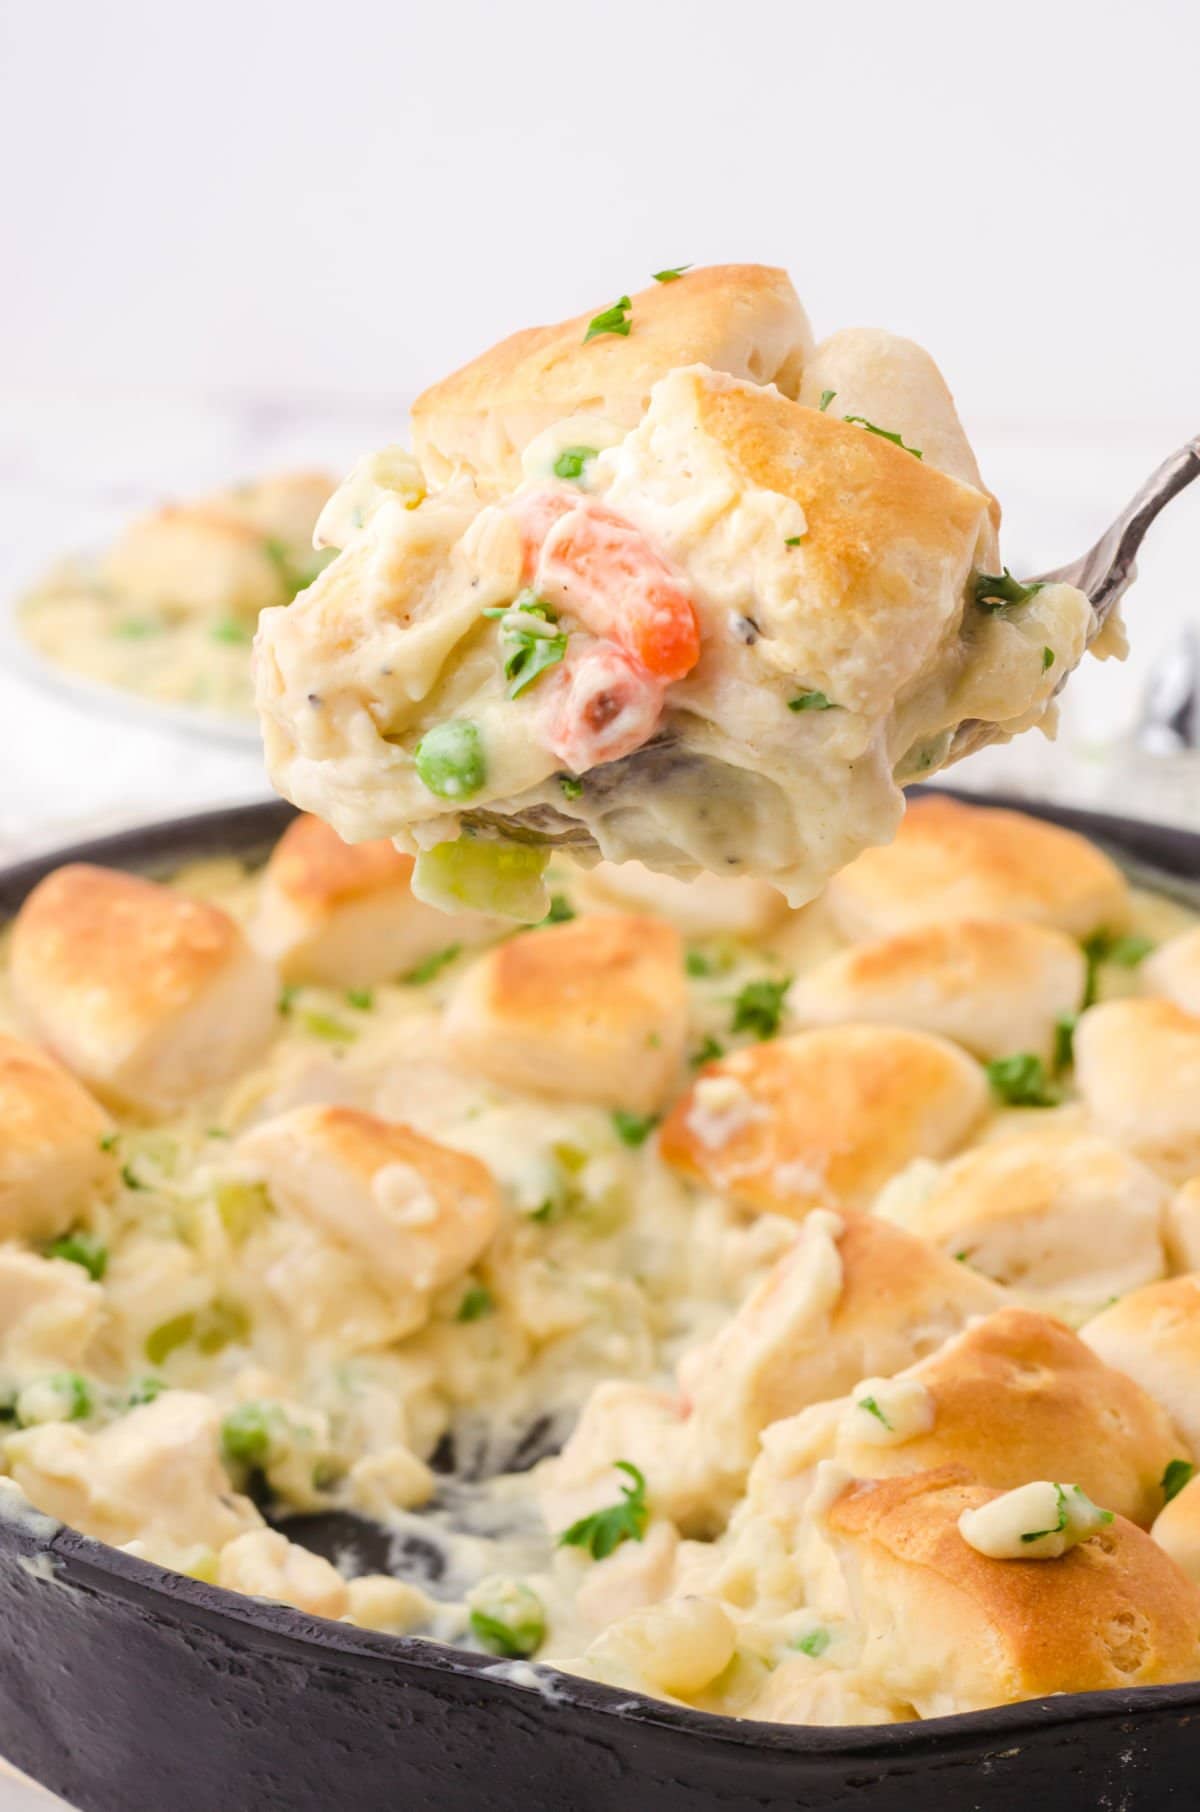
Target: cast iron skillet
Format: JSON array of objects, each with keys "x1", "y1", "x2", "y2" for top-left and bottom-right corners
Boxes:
[{"x1": 2, "y1": 793, "x2": 1200, "y2": 1812}]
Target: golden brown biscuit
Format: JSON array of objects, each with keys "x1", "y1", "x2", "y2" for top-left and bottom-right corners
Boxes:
[
  {"x1": 877, "y1": 1126, "x2": 1168, "y2": 1319},
  {"x1": 1145, "y1": 928, "x2": 1200, "y2": 1018},
  {"x1": 250, "y1": 813, "x2": 495, "y2": 986},
  {"x1": 758, "y1": 1308, "x2": 1179, "y2": 1529},
  {"x1": 10, "y1": 865, "x2": 278, "y2": 1117},
  {"x1": 824, "y1": 795, "x2": 1130, "y2": 942},
  {"x1": 788, "y1": 917, "x2": 1085, "y2": 1062},
  {"x1": 1152, "y1": 1473, "x2": 1200, "y2": 1584},
  {"x1": 443, "y1": 913, "x2": 686, "y2": 1111},
  {"x1": 238, "y1": 1104, "x2": 501, "y2": 1300},
  {"x1": 105, "y1": 508, "x2": 287, "y2": 621},
  {"x1": 659, "y1": 1026, "x2": 987, "y2": 1216},
  {"x1": 822, "y1": 1468, "x2": 1200, "y2": 1714},
  {"x1": 798, "y1": 327, "x2": 995, "y2": 513},
  {"x1": 1074, "y1": 998, "x2": 1200, "y2": 1181},
  {"x1": 1082, "y1": 1276, "x2": 1200, "y2": 1459},
  {"x1": 0, "y1": 1033, "x2": 117, "y2": 1242},
  {"x1": 411, "y1": 264, "x2": 814, "y2": 491}
]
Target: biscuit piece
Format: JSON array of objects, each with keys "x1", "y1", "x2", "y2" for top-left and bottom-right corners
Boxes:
[
  {"x1": 238, "y1": 1105, "x2": 501, "y2": 1301},
  {"x1": 411, "y1": 264, "x2": 814, "y2": 491},
  {"x1": 10, "y1": 865, "x2": 278, "y2": 1117},
  {"x1": 104, "y1": 469, "x2": 332, "y2": 621},
  {"x1": 1082, "y1": 1276, "x2": 1200, "y2": 1458},
  {"x1": 1152, "y1": 1474, "x2": 1200, "y2": 1585},
  {"x1": 0, "y1": 1033, "x2": 117, "y2": 1242},
  {"x1": 798, "y1": 327, "x2": 993, "y2": 505},
  {"x1": 1074, "y1": 998, "x2": 1200, "y2": 1181},
  {"x1": 582, "y1": 861, "x2": 788, "y2": 940},
  {"x1": 755, "y1": 1308, "x2": 1179, "y2": 1530},
  {"x1": 824, "y1": 795, "x2": 1130, "y2": 942},
  {"x1": 1145, "y1": 928, "x2": 1200, "y2": 1018},
  {"x1": 821, "y1": 1468, "x2": 1200, "y2": 1715},
  {"x1": 877, "y1": 1127, "x2": 1168, "y2": 1320},
  {"x1": 788, "y1": 917, "x2": 1085, "y2": 1063},
  {"x1": 444, "y1": 914, "x2": 686, "y2": 1111},
  {"x1": 251, "y1": 813, "x2": 495, "y2": 986},
  {"x1": 659, "y1": 1026, "x2": 987, "y2": 1216}
]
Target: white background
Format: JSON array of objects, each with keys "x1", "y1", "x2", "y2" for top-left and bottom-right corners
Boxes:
[{"x1": 0, "y1": 2, "x2": 1198, "y2": 1804}]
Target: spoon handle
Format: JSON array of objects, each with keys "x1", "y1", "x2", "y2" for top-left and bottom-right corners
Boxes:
[{"x1": 1035, "y1": 435, "x2": 1200, "y2": 626}]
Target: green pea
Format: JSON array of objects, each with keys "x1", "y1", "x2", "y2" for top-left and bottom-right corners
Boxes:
[
  {"x1": 220, "y1": 1402, "x2": 279, "y2": 1470},
  {"x1": 414, "y1": 720, "x2": 487, "y2": 801}
]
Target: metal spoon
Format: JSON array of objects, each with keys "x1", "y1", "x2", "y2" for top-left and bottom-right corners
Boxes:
[{"x1": 945, "y1": 434, "x2": 1200, "y2": 766}]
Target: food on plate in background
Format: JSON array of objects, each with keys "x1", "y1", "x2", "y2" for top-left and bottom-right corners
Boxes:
[
  {"x1": 17, "y1": 469, "x2": 334, "y2": 721},
  {"x1": 3, "y1": 793, "x2": 1200, "y2": 1725},
  {"x1": 256, "y1": 265, "x2": 1097, "y2": 916}
]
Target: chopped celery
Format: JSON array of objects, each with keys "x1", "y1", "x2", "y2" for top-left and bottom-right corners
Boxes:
[{"x1": 413, "y1": 839, "x2": 549, "y2": 923}]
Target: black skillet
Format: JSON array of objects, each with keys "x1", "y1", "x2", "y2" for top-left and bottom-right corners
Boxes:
[{"x1": 2, "y1": 792, "x2": 1200, "y2": 1812}]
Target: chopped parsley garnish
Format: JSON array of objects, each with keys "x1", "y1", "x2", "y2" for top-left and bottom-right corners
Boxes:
[
  {"x1": 299, "y1": 1010, "x2": 357, "y2": 1043},
  {"x1": 403, "y1": 943, "x2": 462, "y2": 985},
  {"x1": 278, "y1": 984, "x2": 300, "y2": 1016},
  {"x1": 542, "y1": 892, "x2": 576, "y2": 925},
  {"x1": 788, "y1": 690, "x2": 836, "y2": 712},
  {"x1": 121, "y1": 1162, "x2": 149, "y2": 1192},
  {"x1": 127, "y1": 1376, "x2": 167, "y2": 1407},
  {"x1": 731, "y1": 975, "x2": 791, "y2": 1041},
  {"x1": 98, "y1": 1132, "x2": 119, "y2": 1152},
  {"x1": 1163, "y1": 1458, "x2": 1196, "y2": 1504},
  {"x1": 1042, "y1": 646, "x2": 1056, "y2": 671},
  {"x1": 844, "y1": 416, "x2": 923, "y2": 459},
  {"x1": 651, "y1": 265, "x2": 691, "y2": 283},
  {"x1": 559, "y1": 774, "x2": 584, "y2": 801},
  {"x1": 552, "y1": 445, "x2": 599, "y2": 481},
  {"x1": 985, "y1": 1052, "x2": 1059, "y2": 1107},
  {"x1": 858, "y1": 1395, "x2": 892, "y2": 1430},
  {"x1": 793, "y1": 1627, "x2": 831, "y2": 1658},
  {"x1": 685, "y1": 949, "x2": 713, "y2": 978},
  {"x1": 1053, "y1": 1012, "x2": 1079, "y2": 1072},
  {"x1": 456, "y1": 1283, "x2": 494, "y2": 1323},
  {"x1": 784, "y1": 535, "x2": 803, "y2": 547},
  {"x1": 468, "y1": 1580, "x2": 545, "y2": 1659},
  {"x1": 484, "y1": 592, "x2": 568, "y2": 697},
  {"x1": 45, "y1": 1231, "x2": 108, "y2": 1282},
  {"x1": 691, "y1": 1035, "x2": 726, "y2": 1068},
  {"x1": 584, "y1": 296, "x2": 632, "y2": 343},
  {"x1": 345, "y1": 988, "x2": 374, "y2": 1011},
  {"x1": 973, "y1": 569, "x2": 1046, "y2": 611},
  {"x1": 612, "y1": 1110, "x2": 659, "y2": 1148},
  {"x1": 1082, "y1": 931, "x2": 1155, "y2": 1007},
  {"x1": 1021, "y1": 1483, "x2": 1068, "y2": 1543},
  {"x1": 818, "y1": 389, "x2": 836, "y2": 412},
  {"x1": 558, "y1": 1460, "x2": 649, "y2": 1559}
]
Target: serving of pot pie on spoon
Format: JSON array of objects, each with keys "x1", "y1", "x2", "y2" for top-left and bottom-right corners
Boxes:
[{"x1": 254, "y1": 264, "x2": 1199, "y2": 916}]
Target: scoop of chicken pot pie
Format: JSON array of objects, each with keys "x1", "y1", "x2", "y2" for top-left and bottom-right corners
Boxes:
[{"x1": 256, "y1": 270, "x2": 1092, "y2": 910}]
